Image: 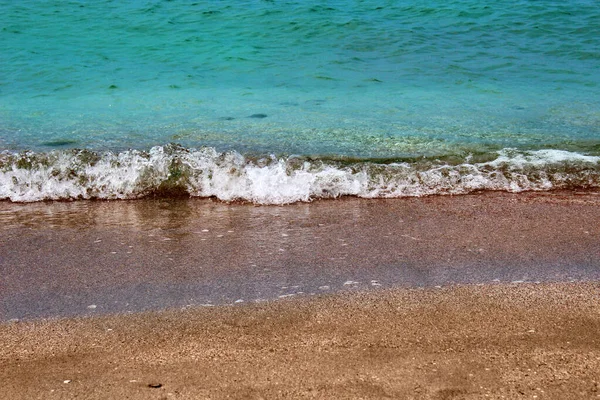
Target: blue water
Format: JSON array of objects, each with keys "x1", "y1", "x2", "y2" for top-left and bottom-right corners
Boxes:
[{"x1": 1, "y1": 0, "x2": 599, "y2": 202}]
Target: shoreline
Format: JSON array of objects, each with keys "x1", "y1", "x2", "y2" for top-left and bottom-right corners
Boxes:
[
  {"x1": 2, "y1": 282, "x2": 599, "y2": 399},
  {"x1": 2, "y1": 190, "x2": 600, "y2": 321},
  {"x1": 2, "y1": 190, "x2": 600, "y2": 398}
]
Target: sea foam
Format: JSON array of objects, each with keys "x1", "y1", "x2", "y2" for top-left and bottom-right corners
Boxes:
[{"x1": 1, "y1": 146, "x2": 599, "y2": 204}]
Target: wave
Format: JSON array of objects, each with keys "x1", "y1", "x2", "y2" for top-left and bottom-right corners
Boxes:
[{"x1": 1, "y1": 145, "x2": 599, "y2": 204}]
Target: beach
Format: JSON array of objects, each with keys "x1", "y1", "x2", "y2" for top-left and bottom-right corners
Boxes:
[
  {"x1": 2, "y1": 283, "x2": 599, "y2": 399},
  {"x1": 2, "y1": 191, "x2": 600, "y2": 320},
  {"x1": 2, "y1": 1, "x2": 600, "y2": 397},
  {"x1": 1, "y1": 191, "x2": 600, "y2": 398}
]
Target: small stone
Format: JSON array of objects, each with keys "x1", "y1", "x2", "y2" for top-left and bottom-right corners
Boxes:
[
  {"x1": 148, "y1": 383, "x2": 163, "y2": 388},
  {"x1": 63, "y1": 380, "x2": 71, "y2": 384},
  {"x1": 248, "y1": 113, "x2": 268, "y2": 118}
]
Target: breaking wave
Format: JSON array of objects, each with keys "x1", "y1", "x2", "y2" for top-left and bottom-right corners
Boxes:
[{"x1": 1, "y1": 145, "x2": 599, "y2": 204}]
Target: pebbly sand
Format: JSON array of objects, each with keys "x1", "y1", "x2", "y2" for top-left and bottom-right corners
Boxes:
[
  {"x1": 1, "y1": 283, "x2": 600, "y2": 399},
  {"x1": 1, "y1": 191, "x2": 600, "y2": 398}
]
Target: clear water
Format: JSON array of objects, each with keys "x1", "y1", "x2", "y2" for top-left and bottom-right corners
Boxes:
[{"x1": 1, "y1": 0, "x2": 600, "y2": 202}]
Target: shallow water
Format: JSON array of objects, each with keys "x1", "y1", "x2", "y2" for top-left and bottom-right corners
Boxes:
[
  {"x1": 1, "y1": 0, "x2": 599, "y2": 202},
  {"x1": 2, "y1": 193, "x2": 600, "y2": 320}
]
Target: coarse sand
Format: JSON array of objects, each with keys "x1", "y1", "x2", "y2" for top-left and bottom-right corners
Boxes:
[{"x1": 2, "y1": 282, "x2": 599, "y2": 399}]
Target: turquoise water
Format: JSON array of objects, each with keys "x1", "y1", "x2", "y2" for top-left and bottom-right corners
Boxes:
[{"x1": 1, "y1": 0, "x2": 600, "y2": 202}]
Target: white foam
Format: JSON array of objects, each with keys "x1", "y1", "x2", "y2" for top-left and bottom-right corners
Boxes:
[{"x1": 1, "y1": 147, "x2": 599, "y2": 203}]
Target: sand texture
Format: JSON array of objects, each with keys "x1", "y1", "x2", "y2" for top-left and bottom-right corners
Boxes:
[
  {"x1": 1, "y1": 283, "x2": 600, "y2": 399},
  {"x1": 1, "y1": 191, "x2": 600, "y2": 398}
]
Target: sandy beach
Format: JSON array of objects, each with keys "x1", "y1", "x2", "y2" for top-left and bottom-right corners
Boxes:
[
  {"x1": 1, "y1": 191, "x2": 600, "y2": 398},
  {"x1": 2, "y1": 191, "x2": 600, "y2": 320},
  {"x1": 3, "y1": 0, "x2": 600, "y2": 397},
  {"x1": 1, "y1": 282, "x2": 600, "y2": 399}
]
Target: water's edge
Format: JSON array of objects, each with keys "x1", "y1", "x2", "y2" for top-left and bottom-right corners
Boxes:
[
  {"x1": 2, "y1": 145, "x2": 599, "y2": 204},
  {"x1": 2, "y1": 191, "x2": 599, "y2": 320}
]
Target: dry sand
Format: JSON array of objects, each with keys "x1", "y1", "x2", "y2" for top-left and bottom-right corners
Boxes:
[{"x1": 1, "y1": 282, "x2": 600, "y2": 399}]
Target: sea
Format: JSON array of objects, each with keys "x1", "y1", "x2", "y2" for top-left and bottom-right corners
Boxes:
[{"x1": 1, "y1": 0, "x2": 599, "y2": 204}]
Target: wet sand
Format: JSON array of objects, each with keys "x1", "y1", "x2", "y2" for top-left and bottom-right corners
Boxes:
[
  {"x1": 2, "y1": 191, "x2": 600, "y2": 320},
  {"x1": 1, "y1": 191, "x2": 600, "y2": 398}
]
